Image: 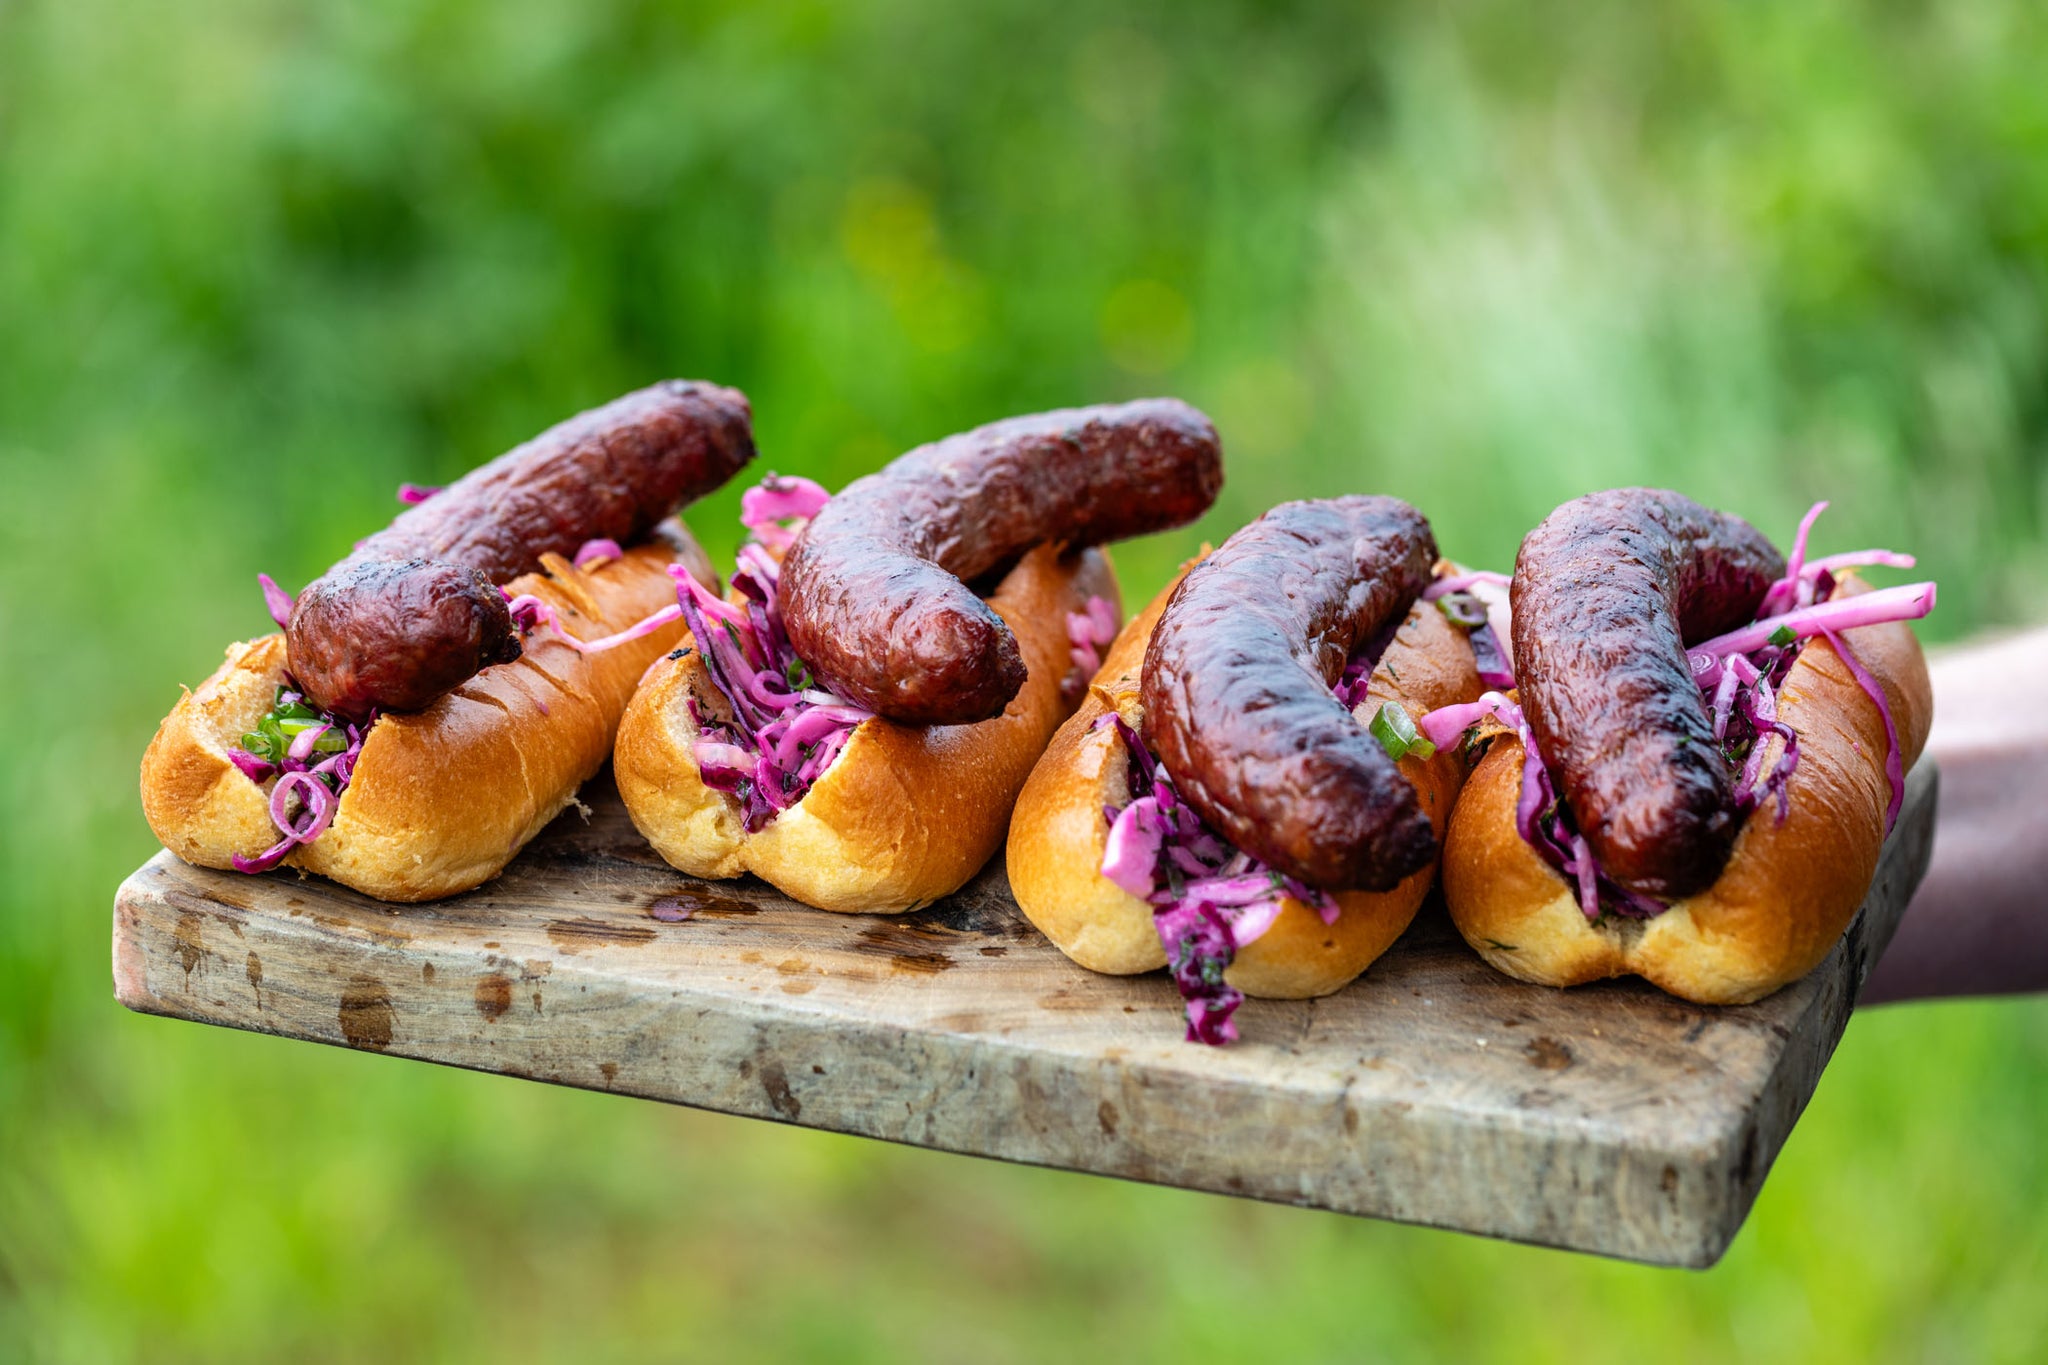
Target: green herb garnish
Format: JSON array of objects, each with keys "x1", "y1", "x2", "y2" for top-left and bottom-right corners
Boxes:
[
  {"x1": 1370, "y1": 702, "x2": 1437, "y2": 762},
  {"x1": 1768, "y1": 624, "x2": 1798, "y2": 648}
]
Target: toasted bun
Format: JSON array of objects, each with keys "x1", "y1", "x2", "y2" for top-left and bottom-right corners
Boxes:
[
  {"x1": 140, "y1": 539, "x2": 694, "y2": 902},
  {"x1": 615, "y1": 543, "x2": 1119, "y2": 913},
  {"x1": 1441, "y1": 573, "x2": 1934, "y2": 1004},
  {"x1": 1007, "y1": 558, "x2": 1482, "y2": 999}
]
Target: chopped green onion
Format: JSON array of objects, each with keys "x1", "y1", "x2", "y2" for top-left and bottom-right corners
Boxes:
[
  {"x1": 1371, "y1": 702, "x2": 1437, "y2": 762},
  {"x1": 1767, "y1": 624, "x2": 1798, "y2": 648},
  {"x1": 1435, "y1": 592, "x2": 1488, "y2": 630}
]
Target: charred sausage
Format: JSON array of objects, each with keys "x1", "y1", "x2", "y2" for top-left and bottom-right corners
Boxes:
[
  {"x1": 1139, "y1": 496, "x2": 1439, "y2": 892},
  {"x1": 780, "y1": 400, "x2": 1223, "y2": 725},
  {"x1": 288, "y1": 381, "x2": 756, "y2": 716},
  {"x1": 1511, "y1": 488, "x2": 1786, "y2": 898}
]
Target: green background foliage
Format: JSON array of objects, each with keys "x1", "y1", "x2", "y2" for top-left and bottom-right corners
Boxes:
[{"x1": 4, "y1": 1, "x2": 2046, "y2": 1359}]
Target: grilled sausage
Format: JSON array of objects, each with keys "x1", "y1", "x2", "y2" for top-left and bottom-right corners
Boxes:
[
  {"x1": 288, "y1": 381, "x2": 755, "y2": 716},
  {"x1": 779, "y1": 400, "x2": 1223, "y2": 725},
  {"x1": 1510, "y1": 488, "x2": 1786, "y2": 898},
  {"x1": 1138, "y1": 496, "x2": 1439, "y2": 892}
]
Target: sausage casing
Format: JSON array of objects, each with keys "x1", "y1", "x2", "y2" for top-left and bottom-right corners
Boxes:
[
  {"x1": 1510, "y1": 488, "x2": 1786, "y2": 898},
  {"x1": 288, "y1": 380, "x2": 756, "y2": 716},
  {"x1": 1138, "y1": 496, "x2": 1439, "y2": 892},
  {"x1": 780, "y1": 399, "x2": 1223, "y2": 724}
]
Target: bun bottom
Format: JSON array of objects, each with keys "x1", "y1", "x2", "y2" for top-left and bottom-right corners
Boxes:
[
  {"x1": 615, "y1": 543, "x2": 1119, "y2": 914},
  {"x1": 1442, "y1": 577, "x2": 1933, "y2": 1005},
  {"x1": 1007, "y1": 561, "x2": 1482, "y2": 999},
  {"x1": 140, "y1": 539, "x2": 694, "y2": 902}
]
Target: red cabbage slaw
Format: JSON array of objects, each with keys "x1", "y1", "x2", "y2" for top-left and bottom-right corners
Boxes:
[
  {"x1": 1063, "y1": 597, "x2": 1119, "y2": 701},
  {"x1": 1098, "y1": 715, "x2": 1341, "y2": 1045},
  {"x1": 1096, "y1": 576, "x2": 1464, "y2": 1045},
  {"x1": 1418, "y1": 502, "x2": 1934, "y2": 920},
  {"x1": 672, "y1": 475, "x2": 874, "y2": 832},
  {"x1": 227, "y1": 685, "x2": 374, "y2": 874}
]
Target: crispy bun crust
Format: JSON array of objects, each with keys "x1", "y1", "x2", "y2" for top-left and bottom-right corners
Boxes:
[
  {"x1": 1442, "y1": 574, "x2": 1933, "y2": 1005},
  {"x1": 1007, "y1": 558, "x2": 1482, "y2": 999},
  {"x1": 140, "y1": 537, "x2": 699, "y2": 902},
  {"x1": 614, "y1": 543, "x2": 1120, "y2": 914}
]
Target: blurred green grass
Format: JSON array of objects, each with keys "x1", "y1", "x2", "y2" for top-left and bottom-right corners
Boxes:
[{"x1": 5, "y1": 1, "x2": 2048, "y2": 1360}]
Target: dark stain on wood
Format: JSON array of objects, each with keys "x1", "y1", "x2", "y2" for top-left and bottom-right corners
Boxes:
[
  {"x1": 338, "y1": 976, "x2": 394, "y2": 1051},
  {"x1": 475, "y1": 974, "x2": 512, "y2": 1021},
  {"x1": 663, "y1": 886, "x2": 760, "y2": 919},
  {"x1": 1525, "y1": 1037, "x2": 1574, "y2": 1071},
  {"x1": 599, "y1": 1062, "x2": 619, "y2": 1085},
  {"x1": 421, "y1": 962, "x2": 436, "y2": 984},
  {"x1": 978, "y1": 945, "x2": 1008, "y2": 957},
  {"x1": 173, "y1": 911, "x2": 206, "y2": 979},
  {"x1": 854, "y1": 925, "x2": 956, "y2": 974},
  {"x1": 759, "y1": 1060, "x2": 801, "y2": 1119},
  {"x1": 1661, "y1": 1164, "x2": 1680, "y2": 1196},
  {"x1": 244, "y1": 952, "x2": 262, "y2": 1005},
  {"x1": 649, "y1": 885, "x2": 759, "y2": 921},
  {"x1": 546, "y1": 917, "x2": 657, "y2": 954},
  {"x1": 1097, "y1": 1100, "x2": 1119, "y2": 1138}
]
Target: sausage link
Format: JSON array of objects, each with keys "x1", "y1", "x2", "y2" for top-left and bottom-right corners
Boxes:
[
  {"x1": 1510, "y1": 488, "x2": 1786, "y2": 898},
  {"x1": 1139, "y1": 497, "x2": 1439, "y2": 892},
  {"x1": 288, "y1": 381, "x2": 756, "y2": 716},
  {"x1": 780, "y1": 399, "x2": 1222, "y2": 724}
]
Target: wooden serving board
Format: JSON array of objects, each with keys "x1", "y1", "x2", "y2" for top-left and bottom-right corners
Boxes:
[{"x1": 112, "y1": 762, "x2": 1936, "y2": 1268}]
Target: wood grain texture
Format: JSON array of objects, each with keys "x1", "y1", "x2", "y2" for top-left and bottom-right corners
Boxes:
[{"x1": 112, "y1": 761, "x2": 1937, "y2": 1267}]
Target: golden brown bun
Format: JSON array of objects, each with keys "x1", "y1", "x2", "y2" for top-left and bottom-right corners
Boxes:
[
  {"x1": 615, "y1": 543, "x2": 1120, "y2": 913},
  {"x1": 1007, "y1": 557, "x2": 1482, "y2": 999},
  {"x1": 140, "y1": 538, "x2": 694, "y2": 902},
  {"x1": 1441, "y1": 573, "x2": 1934, "y2": 1004}
]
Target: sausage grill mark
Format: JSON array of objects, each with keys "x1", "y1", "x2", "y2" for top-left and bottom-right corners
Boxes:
[
  {"x1": 778, "y1": 399, "x2": 1224, "y2": 726},
  {"x1": 1510, "y1": 488, "x2": 1786, "y2": 898},
  {"x1": 1139, "y1": 496, "x2": 1440, "y2": 893},
  {"x1": 287, "y1": 381, "x2": 756, "y2": 717}
]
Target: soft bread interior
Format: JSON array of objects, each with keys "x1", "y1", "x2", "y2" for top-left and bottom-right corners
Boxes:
[
  {"x1": 615, "y1": 542, "x2": 1120, "y2": 914},
  {"x1": 1441, "y1": 572, "x2": 1934, "y2": 1004}
]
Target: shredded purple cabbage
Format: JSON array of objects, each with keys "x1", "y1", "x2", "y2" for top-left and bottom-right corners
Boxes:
[
  {"x1": 1063, "y1": 596, "x2": 1119, "y2": 701},
  {"x1": 1419, "y1": 502, "x2": 1933, "y2": 918},
  {"x1": 397, "y1": 483, "x2": 442, "y2": 505},
  {"x1": 679, "y1": 477, "x2": 870, "y2": 832},
  {"x1": 573, "y1": 538, "x2": 624, "y2": 569},
  {"x1": 257, "y1": 573, "x2": 295, "y2": 629},
  {"x1": 227, "y1": 685, "x2": 373, "y2": 873},
  {"x1": 1100, "y1": 716, "x2": 1341, "y2": 1046},
  {"x1": 1434, "y1": 588, "x2": 1516, "y2": 688}
]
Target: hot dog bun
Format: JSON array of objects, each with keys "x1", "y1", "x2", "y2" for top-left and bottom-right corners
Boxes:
[
  {"x1": 1007, "y1": 557, "x2": 1481, "y2": 999},
  {"x1": 614, "y1": 543, "x2": 1119, "y2": 914},
  {"x1": 140, "y1": 536, "x2": 700, "y2": 902},
  {"x1": 1441, "y1": 573, "x2": 1933, "y2": 1004}
]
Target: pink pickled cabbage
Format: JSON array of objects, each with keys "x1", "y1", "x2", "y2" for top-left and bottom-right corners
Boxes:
[
  {"x1": 1063, "y1": 596, "x2": 1119, "y2": 701},
  {"x1": 397, "y1": 483, "x2": 442, "y2": 505},
  {"x1": 257, "y1": 573, "x2": 295, "y2": 629},
  {"x1": 1099, "y1": 715, "x2": 1342, "y2": 1046},
  {"x1": 228, "y1": 687, "x2": 373, "y2": 874},
  {"x1": 740, "y1": 474, "x2": 832, "y2": 551},
  {"x1": 680, "y1": 478, "x2": 871, "y2": 832},
  {"x1": 573, "y1": 538, "x2": 624, "y2": 570},
  {"x1": 1419, "y1": 502, "x2": 1932, "y2": 918}
]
